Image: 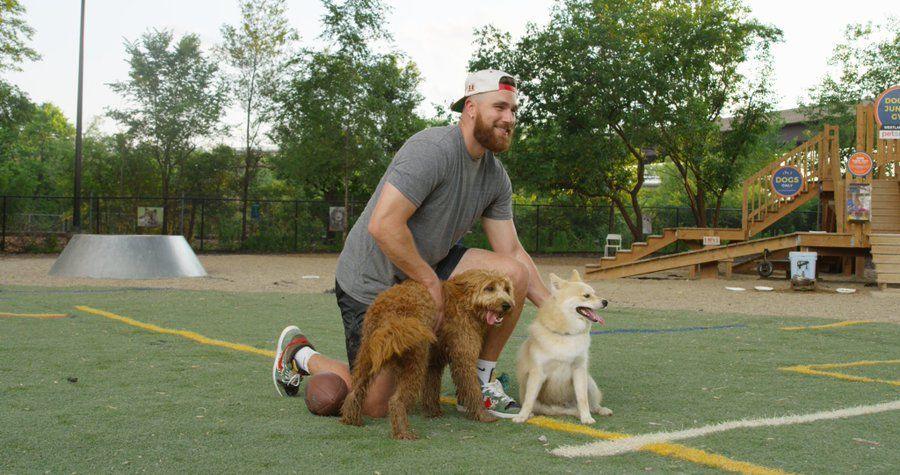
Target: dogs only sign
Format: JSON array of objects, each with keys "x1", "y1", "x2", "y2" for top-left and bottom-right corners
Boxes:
[{"x1": 771, "y1": 166, "x2": 804, "y2": 198}]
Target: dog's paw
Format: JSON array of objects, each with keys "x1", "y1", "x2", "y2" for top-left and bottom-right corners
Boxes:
[
  {"x1": 340, "y1": 415, "x2": 363, "y2": 426},
  {"x1": 579, "y1": 414, "x2": 597, "y2": 424},
  {"x1": 422, "y1": 407, "x2": 443, "y2": 418},
  {"x1": 594, "y1": 406, "x2": 613, "y2": 417},
  {"x1": 475, "y1": 411, "x2": 498, "y2": 423},
  {"x1": 392, "y1": 431, "x2": 419, "y2": 441},
  {"x1": 512, "y1": 413, "x2": 530, "y2": 424}
]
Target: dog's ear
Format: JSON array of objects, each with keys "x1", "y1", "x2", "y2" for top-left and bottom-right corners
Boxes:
[
  {"x1": 570, "y1": 269, "x2": 582, "y2": 282},
  {"x1": 549, "y1": 273, "x2": 563, "y2": 295}
]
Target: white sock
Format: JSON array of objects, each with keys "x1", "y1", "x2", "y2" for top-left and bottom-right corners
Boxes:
[
  {"x1": 293, "y1": 346, "x2": 319, "y2": 373},
  {"x1": 476, "y1": 359, "x2": 497, "y2": 386}
]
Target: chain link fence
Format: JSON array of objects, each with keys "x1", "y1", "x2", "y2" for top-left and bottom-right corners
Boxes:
[{"x1": 0, "y1": 195, "x2": 820, "y2": 254}]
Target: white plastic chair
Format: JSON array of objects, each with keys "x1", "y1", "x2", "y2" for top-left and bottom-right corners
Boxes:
[{"x1": 604, "y1": 233, "x2": 622, "y2": 257}]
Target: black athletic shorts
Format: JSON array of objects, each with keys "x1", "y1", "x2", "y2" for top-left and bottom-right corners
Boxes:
[{"x1": 335, "y1": 243, "x2": 468, "y2": 369}]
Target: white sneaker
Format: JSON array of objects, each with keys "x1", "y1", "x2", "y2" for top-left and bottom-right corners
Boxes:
[{"x1": 456, "y1": 380, "x2": 521, "y2": 419}]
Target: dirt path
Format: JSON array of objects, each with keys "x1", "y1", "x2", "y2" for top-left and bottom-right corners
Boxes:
[{"x1": 1, "y1": 254, "x2": 896, "y2": 322}]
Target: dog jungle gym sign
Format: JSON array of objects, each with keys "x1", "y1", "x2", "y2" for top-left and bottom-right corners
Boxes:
[
  {"x1": 771, "y1": 166, "x2": 804, "y2": 198},
  {"x1": 875, "y1": 85, "x2": 900, "y2": 140}
]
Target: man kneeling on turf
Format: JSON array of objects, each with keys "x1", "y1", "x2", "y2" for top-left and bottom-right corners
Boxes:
[{"x1": 273, "y1": 69, "x2": 551, "y2": 419}]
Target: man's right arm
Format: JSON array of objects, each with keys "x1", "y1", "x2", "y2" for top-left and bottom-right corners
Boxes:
[{"x1": 367, "y1": 183, "x2": 444, "y2": 328}]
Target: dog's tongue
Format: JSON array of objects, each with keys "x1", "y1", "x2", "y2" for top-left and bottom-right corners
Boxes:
[
  {"x1": 584, "y1": 308, "x2": 605, "y2": 325},
  {"x1": 486, "y1": 311, "x2": 500, "y2": 326}
]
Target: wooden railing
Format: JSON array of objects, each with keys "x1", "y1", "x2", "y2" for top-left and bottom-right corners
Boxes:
[{"x1": 741, "y1": 125, "x2": 839, "y2": 237}]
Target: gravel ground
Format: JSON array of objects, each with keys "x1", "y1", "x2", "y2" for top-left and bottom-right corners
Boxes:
[{"x1": 1, "y1": 254, "x2": 897, "y2": 322}]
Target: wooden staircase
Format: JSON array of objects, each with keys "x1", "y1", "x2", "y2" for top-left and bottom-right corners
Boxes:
[
  {"x1": 588, "y1": 227, "x2": 745, "y2": 269},
  {"x1": 590, "y1": 228, "x2": 677, "y2": 269},
  {"x1": 741, "y1": 125, "x2": 840, "y2": 237},
  {"x1": 587, "y1": 125, "x2": 841, "y2": 277}
]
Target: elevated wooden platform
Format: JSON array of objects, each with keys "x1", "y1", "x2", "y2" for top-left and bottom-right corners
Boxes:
[
  {"x1": 586, "y1": 232, "x2": 857, "y2": 279},
  {"x1": 871, "y1": 234, "x2": 900, "y2": 290}
]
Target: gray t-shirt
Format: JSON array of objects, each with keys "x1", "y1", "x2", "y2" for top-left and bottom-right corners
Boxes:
[{"x1": 335, "y1": 125, "x2": 513, "y2": 304}]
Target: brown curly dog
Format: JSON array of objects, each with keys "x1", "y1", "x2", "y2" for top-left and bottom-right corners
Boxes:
[
  {"x1": 420, "y1": 270, "x2": 515, "y2": 423},
  {"x1": 340, "y1": 269, "x2": 515, "y2": 440}
]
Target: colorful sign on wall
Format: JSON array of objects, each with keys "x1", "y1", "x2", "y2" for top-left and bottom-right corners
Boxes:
[
  {"x1": 137, "y1": 207, "x2": 163, "y2": 227},
  {"x1": 846, "y1": 183, "x2": 871, "y2": 222},
  {"x1": 771, "y1": 166, "x2": 804, "y2": 198},
  {"x1": 847, "y1": 152, "x2": 873, "y2": 177},
  {"x1": 875, "y1": 85, "x2": 900, "y2": 139},
  {"x1": 329, "y1": 206, "x2": 347, "y2": 232}
]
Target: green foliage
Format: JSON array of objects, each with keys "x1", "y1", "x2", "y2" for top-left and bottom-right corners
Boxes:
[
  {"x1": 1, "y1": 81, "x2": 75, "y2": 197},
  {"x1": 470, "y1": 0, "x2": 782, "y2": 236},
  {"x1": 802, "y1": 18, "x2": 900, "y2": 155},
  {"x1": 0, "y1": 0, "x2": 40, "y2": 72},
  {"x1": 108, "y1": 29, "x2": 227, "y2": 230},
  {"x1": 270, "y1": 0, "x2": 425, "y2": 203},
  {"x1": 220, "y1": 0, "x2": 298, "y2": 240}
]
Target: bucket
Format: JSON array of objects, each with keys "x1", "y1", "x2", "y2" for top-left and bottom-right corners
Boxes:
[{"x1": 789, "y1": 251, "x2": 817, "y2": 281}]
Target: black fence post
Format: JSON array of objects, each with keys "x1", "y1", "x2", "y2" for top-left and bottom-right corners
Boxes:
[
  {"x1": 93, "y1": 195, "x2": 100, "y2": 234},
  {"x1": 293, "y1": 200, "x2": 299, "y2": 252},
  {"x1": 199, "y1": 199, "x2": 205, "y2": 253},
  {"x1": 1, "y1": 196, "x2": 6, "y2": 252},
  {"x1": 534, "y1": 205, "x2": 541, "y2": 254}
]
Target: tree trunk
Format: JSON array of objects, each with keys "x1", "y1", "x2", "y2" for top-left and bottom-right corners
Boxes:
[
  {"x1": 610, "y1": 194, "x2": 642, "y2": 241},
  {"x1": 240, "y1": 61, "x2": 258, "y2": 245},
  {"x1": 343, "y1": 131, "x2": 350, "y2": 243},
  {"x1": 187, "y1": 199, "x2": 197, "y2": 241},
  {"x1": 161, "y1": 160, "x2": 170, "y2": 235},
  {"x1": 240, "y1": 149, "x2": 251, "y2": 244}
]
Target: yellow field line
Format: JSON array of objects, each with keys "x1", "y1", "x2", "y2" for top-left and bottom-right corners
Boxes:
[
  {"x1": 780, "y1": 320, "x2": 875, "y2": 331},
  {"x1": 780, "y1": 360, "x2": 900, "y2": 387},
  {"x1": 438, "y1": 396, "x2": 789, "y2": 475},
  {"x1": 77, "y1": 304, "x2": 788, "y2": 475},
  {"x1": 75, "y1": 305, "x2": 274, "y2": 358},
  {"x1": 0, "y1": 312, "x2": 70, "y2": 319}
]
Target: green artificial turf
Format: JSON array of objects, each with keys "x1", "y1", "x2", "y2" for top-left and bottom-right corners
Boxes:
[{"x1": 1, "y1": 285, "x2": 897, "y2": 473}]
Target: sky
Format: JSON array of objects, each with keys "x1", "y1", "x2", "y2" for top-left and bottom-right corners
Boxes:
[{"x1": 5, "y1": 0, "x2": 898, "y2": 146}]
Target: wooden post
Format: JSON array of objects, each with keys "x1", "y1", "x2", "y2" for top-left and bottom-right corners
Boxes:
[
  {"x1": 855, "y1": 256, "x2": 866, "y2": 278},
  {"x1": 722, "y1": 259, "x2": 734, "y2": 279},
  {"x1": 842, "y1": 256, "x2": 853, "y2": 277}
]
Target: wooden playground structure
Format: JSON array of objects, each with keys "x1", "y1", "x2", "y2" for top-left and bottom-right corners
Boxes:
[{"x1": 587, "y1": 102, "x2": 900, "y2": 289}]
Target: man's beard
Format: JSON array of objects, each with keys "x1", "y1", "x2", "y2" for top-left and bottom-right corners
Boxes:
[{"x1": 473, "y1": 112, "x2": 514, "y2": 154}]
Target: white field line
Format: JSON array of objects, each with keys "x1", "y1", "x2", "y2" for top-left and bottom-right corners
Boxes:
[{"x1": 552, "y1": 400, "x2": 900, "y2": 458}]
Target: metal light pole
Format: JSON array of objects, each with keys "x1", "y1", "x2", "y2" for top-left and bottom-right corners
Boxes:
[{"x1": 73, "y1": 0, "x2": 86, "y2": 232}]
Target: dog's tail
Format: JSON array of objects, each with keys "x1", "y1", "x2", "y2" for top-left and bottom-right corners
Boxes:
[{"x1": 368, "y1": 317, "x2": 436, "y2": 376}]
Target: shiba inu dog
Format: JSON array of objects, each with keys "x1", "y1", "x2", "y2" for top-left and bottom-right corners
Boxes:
[{"x1": 513, "y1": 270, "x2": 611, "y2": 424}]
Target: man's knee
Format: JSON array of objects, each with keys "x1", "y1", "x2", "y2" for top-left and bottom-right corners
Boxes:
[
  {"x1": 360, "y1": 372, "x2": 394, "y2": 418},
  {"x1": 504, "y1": 257, "x2": 530, "y2": 297},
  {"x1": 362, "y1": 398, "x2": 389, "y2": 418}
]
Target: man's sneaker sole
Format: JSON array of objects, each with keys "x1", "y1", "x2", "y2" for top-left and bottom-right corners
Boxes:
[
  {"x1": 455, "y1": 403, "x2": 519, "y2": 419},
  {"x1": 273, "y1": 325, "x2": 300, "y2": 397}
]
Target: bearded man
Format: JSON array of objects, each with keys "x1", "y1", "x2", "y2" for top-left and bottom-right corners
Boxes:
[{"x1": 272, "y1": 70, "x2": 551, "y2": 419}]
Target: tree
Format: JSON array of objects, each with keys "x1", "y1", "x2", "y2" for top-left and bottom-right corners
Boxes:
[
  {"x1": 108, "y1": 30, "x2": 227, "y2": 233},
  {"x1": 220, "y1": 0, "x2": 297, "y2": 242},
  {"x1": 0, "y1": 0, "x2": 40, "y2": 72},
  {"x1": 270, "y1": 0, "x2": 424, "y2": 240},
  {"x1": 802, "y1": 18, "x2": 900, "y2": 156},
  {"x1": 470, "y1": 0, "x2": 780, "y2": 238},
  {"x1": 0, "y1": 79, "x2": 34, "y2": 153}
]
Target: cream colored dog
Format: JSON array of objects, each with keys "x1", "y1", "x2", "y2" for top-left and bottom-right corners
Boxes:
[{"x1": 513, "y1": 270, "x2": 612, "y2": 424}]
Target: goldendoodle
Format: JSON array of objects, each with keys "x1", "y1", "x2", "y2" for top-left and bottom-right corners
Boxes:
[
  {"x1": 340, "y1": 269, "x2": 515, "y2": 440},
  {"x1": 420, "y1": 270, "x2": 515, "y2": 423}
]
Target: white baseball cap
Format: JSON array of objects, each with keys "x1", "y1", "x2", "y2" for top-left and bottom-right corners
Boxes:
[{"x1": 450, "y1": 69, "x2": 518, "y2": 113}]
